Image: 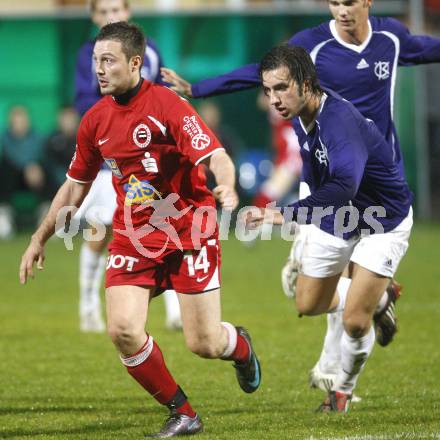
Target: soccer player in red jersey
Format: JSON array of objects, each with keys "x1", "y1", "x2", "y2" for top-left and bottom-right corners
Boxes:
[{"x1": 19, "y1": 22, "x2": 261, "y2": 438}]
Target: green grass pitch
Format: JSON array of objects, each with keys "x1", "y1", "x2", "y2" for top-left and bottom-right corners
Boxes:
[{"x1": 1, "y1": 223, "x2": 439, "y2": 439}]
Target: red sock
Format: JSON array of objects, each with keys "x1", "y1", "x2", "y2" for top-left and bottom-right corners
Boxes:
[
  {"x1": 123, "y1": 337, "x2": 196, "y2": 417},
  {"x1": 177, "y1": 401, "x2": 196, "y2": 418},
  {"x1": 231, "y1": 334, "x2": 250, "y2": 364}
]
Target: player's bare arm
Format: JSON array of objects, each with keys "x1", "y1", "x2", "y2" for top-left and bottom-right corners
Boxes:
[
  {"x1": 241, "y1": 206, "x2": 284, "y2": 229},
  {"x1": 19, "y1": 179, "x2": 92, "y2": 284},
  {"x1": 203, "y1": 150, "x2": 238, "y2": 211},
  {"x1": 160, "y1": 67, "x2": 193, "y2": 98}
]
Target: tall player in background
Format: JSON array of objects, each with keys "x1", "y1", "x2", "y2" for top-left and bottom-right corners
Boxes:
[
  {"x1": 162, "y1": 0, "x2": 440, "y2": 395},
  {"x1": 74, "y1": 0, "x2": 182, "y2": 332},
  {"x1": 20, "y1": 22, "x2": 261, "y2": 437}
]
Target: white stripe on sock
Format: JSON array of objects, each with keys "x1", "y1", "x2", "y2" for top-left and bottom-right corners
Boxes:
[
  {"x1": 120, "y1": 336, "x2": 154, "y2": 367},
  {"x1": 220, "y1": 322, "x2": 237, "y2": 359}
]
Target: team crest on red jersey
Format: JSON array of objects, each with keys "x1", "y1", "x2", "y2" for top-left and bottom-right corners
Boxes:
[{"x1": 133, "y1": 123, "x2": 152, "y2": 148}]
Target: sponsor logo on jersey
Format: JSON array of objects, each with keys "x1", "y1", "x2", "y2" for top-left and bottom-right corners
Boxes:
[
  {"x1": 141, "y1": 152, "x2": 158, "y2": 173},
  {"x1": 356, "y1": 58, "x2": 369, "y2": 70},
  {"x1": 104, "y1": 157, "x2": 122, "y2": 178},
  {"x1": 98, "y1": 138, "x2": 110, "y2": 146},
  {"x1": 124, "y1": 174, "x2": 161, "y2": 206},
  {"x1": 106, "y1": 254, "x2": 139, "y2": 272},
  {"x1": 133, "y1": 123, "x2": 152, "y2": 148},
  {"x1": 374, "y1": 61, "x2": 390, "y2": 80},
  {"x1": 182, "y1": 115, "x2": 211, "y2": 150}
]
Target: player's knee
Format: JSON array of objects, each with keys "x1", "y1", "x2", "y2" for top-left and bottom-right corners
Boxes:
[
  {"x1": 295, "y1": 301, "x2": 316, "y2": 316},
  {"x1": 343, "y1": 316, "x2": 370, "y2": 338},
  {"x1": 107, "y1": 320, "x2": 138, "y2": 350},
  {"x1": 186, "y1": 335, "x2": 222, "y2": 359},
  {"x1": 295, "y1": 291, "x2": 320, "y2": 316}
]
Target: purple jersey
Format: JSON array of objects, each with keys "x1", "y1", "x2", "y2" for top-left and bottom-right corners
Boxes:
[
  {"x1": 74, "y1": 36, "x2": 165, "y2": 115},
  {"x1": 283, "y1": 89, "x2": 412, "y2": 239},
  {"x1": 191, "y1": 17, "x2": 440, "y2": 167}
]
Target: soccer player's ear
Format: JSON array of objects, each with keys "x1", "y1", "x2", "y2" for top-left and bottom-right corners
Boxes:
[
  {"x1": 302, "y1": 80, "x2": 310, "y2": 96},
  {"x1": 131, "y1": 55, "x2": 142, "y2": 73}
]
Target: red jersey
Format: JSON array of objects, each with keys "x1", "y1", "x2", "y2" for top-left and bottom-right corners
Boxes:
[
  {"x1": 268, "y1": 107, "x2": 302, "y2": 176},
  {"x1": 67, "y1": 80, "x2": 224, "y2": 251}
]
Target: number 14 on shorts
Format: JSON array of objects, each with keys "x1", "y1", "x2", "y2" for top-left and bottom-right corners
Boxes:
[{"x1": 184, "y1": 246, "x2": 210, "y2": 276}]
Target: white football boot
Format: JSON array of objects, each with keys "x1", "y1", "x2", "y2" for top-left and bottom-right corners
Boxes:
[{"x1": 309, "y1": 362, "x2": 362, "y2": 403}]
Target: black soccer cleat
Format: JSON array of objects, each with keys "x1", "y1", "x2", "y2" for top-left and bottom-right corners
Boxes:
[
  {"x1": 146, "y1": 411, "x2": 203, "y2": 438},
  {"x1": 233, "y1": 327, "x2": 261, "y2": 393},
  {"x1": 316, "y1": 390, "x2": 352, "y2": 413},
  {"x1": 374, "y1": 280, "x2": 402, "y2": 347}
]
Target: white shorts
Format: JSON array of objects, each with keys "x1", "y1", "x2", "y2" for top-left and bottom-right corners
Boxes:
[
  {"x1": 74, "y1": 169, "x2": 117, "y2": 226},
  {"x1": 292, "y1": 207, "x2": 413, "y2": 279}
]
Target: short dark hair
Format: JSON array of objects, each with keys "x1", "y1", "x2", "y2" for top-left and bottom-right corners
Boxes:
[
  {"x1": 96, "y1": 21, "x2": 145, "y2": 64},
  {"x1": 259, "y1": 45, "x2": 322, "y2": 95}
]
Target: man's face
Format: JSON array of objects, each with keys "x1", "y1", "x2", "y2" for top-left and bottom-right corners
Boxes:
[
  {"x1": 9, "y1": 106, "x2": 30, "y2": 137},
  {"x1": 328, "y1": 0, "x2": 372, "y2": 33},
  {"x1": 262, "y1": 66, "x2": 306, "y2": 120},
  {"x1": 93, "y1": 39, "x2": 139, "y2": 95},
  {"x1": 58, "y1": 108, "x2": 79, "y2": 136},
  {"x1": 92, "y1": 0, "x2": 130, "y2": 29}
]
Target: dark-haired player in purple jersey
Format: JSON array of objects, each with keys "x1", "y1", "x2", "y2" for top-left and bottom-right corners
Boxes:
[
  {"x1": 161, "y1": 0, "x2": 440, "y2": 395},
  {"x1": 243, "y1": 44, "x2": 412, "y2": 412}
]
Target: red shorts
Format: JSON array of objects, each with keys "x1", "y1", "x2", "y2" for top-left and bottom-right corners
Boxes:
[{"x1": 105, "y1": 238, "x2": 221, "y2": 294}]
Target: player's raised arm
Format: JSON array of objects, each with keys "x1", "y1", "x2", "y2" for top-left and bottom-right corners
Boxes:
[
  {"x1": 381, "y1": 17, "x2": 440, "y2": 66},
  {"x1": 161, "y1": 63, "x2": 261, "y2": 99},
  {"x1": 19, "y1": 179, "x2": 92, "y2": 284}
]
